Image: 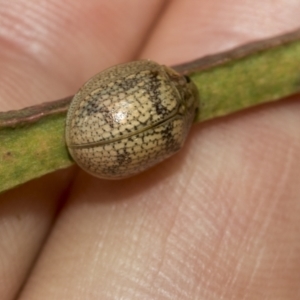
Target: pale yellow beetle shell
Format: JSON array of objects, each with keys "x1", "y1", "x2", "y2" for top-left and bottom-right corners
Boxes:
[{"x1": 65, "y1": 60, "x2": 199, "y2": 179}]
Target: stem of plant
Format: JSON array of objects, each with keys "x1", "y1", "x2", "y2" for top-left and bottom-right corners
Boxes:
[{"x1": 1, "y1": 28, "x2": 300, "y2": 193}]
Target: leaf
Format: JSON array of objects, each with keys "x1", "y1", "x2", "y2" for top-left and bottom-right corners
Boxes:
[
  {"x1": 1, "y1": 29, "x2": 300, "y2": 193},
  {"x1": 0, "y1": 98, "x2": 72, "y2": 192},
  {"x1": 173, "y1": 29, "x2": 300, "y2": 122}
]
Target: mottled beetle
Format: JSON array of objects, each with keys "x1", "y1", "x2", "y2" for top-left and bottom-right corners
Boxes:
[{"x1": 65, "y1": 60, "x2": 199, "y2": 179}]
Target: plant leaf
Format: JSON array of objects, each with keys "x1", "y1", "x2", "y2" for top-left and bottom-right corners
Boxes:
[{"x1": 1, "y1": 29, "x2": 300, "y2": 193}]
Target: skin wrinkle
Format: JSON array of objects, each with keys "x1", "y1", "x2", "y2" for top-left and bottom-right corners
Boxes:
[
  {"x1": 156, "y1": 178, "x2": 221, "y2": 298},
  {"x1": 233, "y1": 197, "x2": 294, "y2": 298},
  {"x1": 266, "y1": 247, "x2": 285, "y2": 294},
  {"x1": 227, "y1": 149, "x2": 274, "y2": 244},
  {"x1": 229, "y1": 194, "x2": 262, "y2": 257},
  {"x1": 132, "y1": 211, "x2": 177, "y2": 295},
  {"x1": 254, "y1": 147, "x2": 293, "y2": 240},
  {"x1": 240, "y1": 245, "x2": 266, "y2": 300},
  {"x1": 244, "y1": 162, "x2": 296, "y2": 296},
  {"x1": 77, "y1": 189, "x2": 158, "y2": 296},
  {"x1": 155, "y1": 213, "x2": 189, "y2": 298},
  {"x1": 80, "y1": 241, "x2": 103, "y2": 294},
  {"x1": 161, "y1": 186, "x2": 214, "y2": 290},
  {"x1": 180, "y1": 135, "x2": 223, "y2": 207},
  {"x1": 134, "y1": 224, "x2": 166, "y2": 291},
  {"x1": 205, "y1": 232, "x2": 233, "y2": 296},
  {"x1": 230, "y1": 256, "x2": 249, "y2": 297},
  {"x1": 169, "y1": 235, "x2": 205, "y2": 298},
  {"x1": 169, "y1": 251, "x2": 195, "y2": 299},
  {"x1": 60, "y1": 204, "x2": 116, "y2": 288},
  {"x1": 109, "y1": 269, "x2": 148, "y2": 300},
  {"x1": 187, "y1": 174, "x2": 234, "y2": 244}
]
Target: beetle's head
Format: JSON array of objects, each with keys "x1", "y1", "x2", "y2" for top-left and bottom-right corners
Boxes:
[{"x1": 163, "y1": 66, "x2": 199, "y2": 122}]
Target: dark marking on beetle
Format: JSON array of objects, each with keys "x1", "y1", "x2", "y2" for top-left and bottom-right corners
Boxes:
[
  {"x1": 184, "y1": 75, "x2": 191, "y2": 83},
  {"x1": 100, "y1": 105, "x2": 115, "y2": 128},
  {"x1": 160, "y1": 121, "x2": 180, "y2": 152},
  {"x1": 144, "y1": 71, "x2": 169, "y2": 117},
  {"x1": 116, "y1": 150, "x2": 132, "y2": 166}
]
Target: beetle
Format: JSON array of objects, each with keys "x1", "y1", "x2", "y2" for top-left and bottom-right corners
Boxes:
[{"x1": 65, "y1": 60, "x2": 199, "y2": 179}]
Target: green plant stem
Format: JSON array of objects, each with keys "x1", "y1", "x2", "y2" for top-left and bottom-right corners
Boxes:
[{"x1": 1, "y1": 29, "x2": 300, "y2": 192}]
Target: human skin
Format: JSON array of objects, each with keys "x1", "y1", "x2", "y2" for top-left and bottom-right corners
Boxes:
[{"x1": 0, "y1": 0, "x2": 300, "y2": 299}]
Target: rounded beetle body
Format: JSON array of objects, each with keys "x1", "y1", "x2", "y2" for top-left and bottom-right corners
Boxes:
[{"x1": 65, "y1": 60, "x2": 198, "y2": 179}]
